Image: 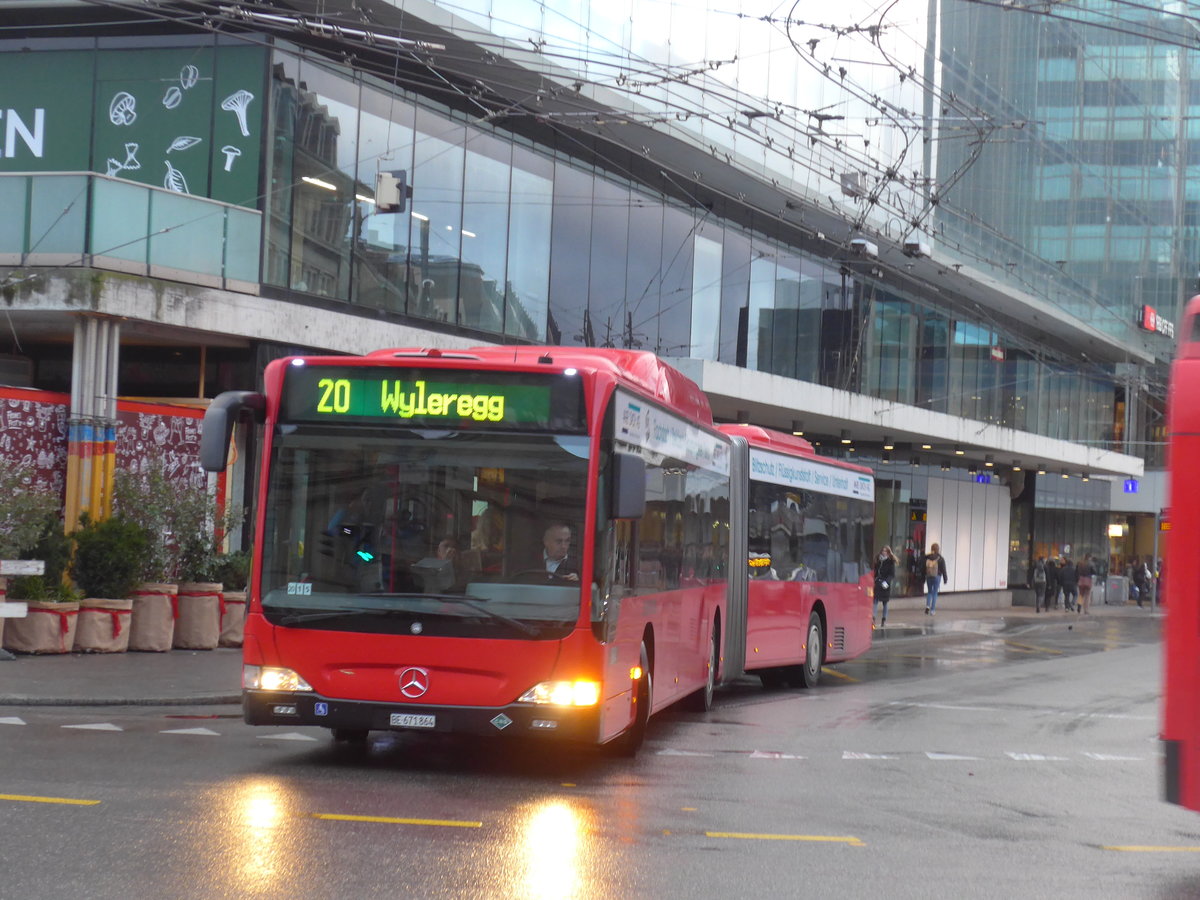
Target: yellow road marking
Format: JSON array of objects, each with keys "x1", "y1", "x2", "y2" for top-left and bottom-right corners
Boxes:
[
  {"x1": 0, "y1": 793, "x2": 100, "y2": 806},
  {"x1": 821, "y1": 668, "x2": 858, "y2": 683},
  {"x1": 1102, "y1": 845, "x2": 1200, "y2": 853},
  {"x1": 312, "y1": 813, "x2": 481, "y2": 828},
  {"x1": 706, "y1": 831, "x2": 865, "y2": 846}
]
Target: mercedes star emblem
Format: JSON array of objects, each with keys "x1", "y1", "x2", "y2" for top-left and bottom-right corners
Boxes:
[{"x1": 398, "y1": 666, "x2": 430, "y2": 699}]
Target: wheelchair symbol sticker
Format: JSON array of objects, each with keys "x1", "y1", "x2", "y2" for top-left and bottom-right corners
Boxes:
[{"x1": 314, "y1": 702, "x2": 329, "y2": 716}]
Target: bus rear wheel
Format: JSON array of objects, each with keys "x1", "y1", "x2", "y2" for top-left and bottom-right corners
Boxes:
[
  {"x1": 685, "y1": 621, "x2": 718, "y2": 712},
  {"x1": 796, "y1": 610, "x2": 824, "y2": 689}
]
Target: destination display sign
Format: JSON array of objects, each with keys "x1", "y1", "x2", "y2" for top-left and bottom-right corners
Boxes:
[
  {"x1": 749, "y1": 447, "x2": 874, "y2": 500},
  {"x1": 282, "y1": 365, "x2": 586, "y2": 432}
]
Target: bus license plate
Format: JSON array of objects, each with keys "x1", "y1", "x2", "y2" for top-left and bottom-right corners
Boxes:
[{"x1": 390, "y1": 713, "x2": 435, "y2": 729}]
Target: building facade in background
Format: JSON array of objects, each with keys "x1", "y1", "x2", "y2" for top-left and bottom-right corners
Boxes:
[{"x1": 0, "y1": 0, "x2": 1171, "y2": 595}]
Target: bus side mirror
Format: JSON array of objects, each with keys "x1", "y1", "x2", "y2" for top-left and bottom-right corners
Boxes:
[
  {"x1": 201, "y1": 390, "x2": 266, "y2": 472},
  {"x1": 611, "y1": 451, "x2": 646, "y2": 520}
]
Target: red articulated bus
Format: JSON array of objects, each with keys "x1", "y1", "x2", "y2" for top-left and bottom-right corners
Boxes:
[
  {"x1": 717, "y1": 424, "x2": 875, "y2": 688},
  {"x1": 1165, "y1": 296, "x2": 1197, "y2": 810},
  {"x1": 201, "y1": 347, "x2": 874, "y2": 753}
]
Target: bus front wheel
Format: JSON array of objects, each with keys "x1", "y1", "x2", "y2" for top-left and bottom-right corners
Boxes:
[{"x1": 610, "y1": 643, "x2": 652, "y2": 756}]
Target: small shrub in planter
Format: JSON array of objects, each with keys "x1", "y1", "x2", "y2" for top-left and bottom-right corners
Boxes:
[
  {"x1": 71, "y1": 513, "x2": 151, "y2": 602},
  {"x1": 7, "y1": 513, "x2": 74, "y2": 603},
  {"x1": 213, "y1": 551, "x2": 251, "y2": 648},
  {"x1": 0, "y1": 462, "x2": 62, "y2": 652},
  {"x1": 211, "y1": 551, "x2": 251, "y2": 592}
]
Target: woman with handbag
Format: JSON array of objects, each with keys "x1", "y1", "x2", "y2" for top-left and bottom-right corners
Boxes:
[{"x1": 873, "y1": 546, "x2": 897, "y2": 627}]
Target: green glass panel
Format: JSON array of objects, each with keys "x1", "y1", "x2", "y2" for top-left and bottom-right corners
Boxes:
[
  {"x1": 0, "y1": 177, "x2": 28, "y2": 252},
  {"x1": 91, "y1": 177, "x2": 149, "y2": 263},
  {"x1": 148, "y1": 190, "x2": 222, "y2": 277},
  {"x1": 224, "y1": 207, "x2": 262, "y2": 283},
  {"x1": 28, "y1": 175, "x2": 87, "y2": 255}
]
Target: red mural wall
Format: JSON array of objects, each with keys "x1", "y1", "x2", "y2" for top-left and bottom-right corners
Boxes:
[{"x1": 0, "y1": 387, "x2": 207, "y2": 499}]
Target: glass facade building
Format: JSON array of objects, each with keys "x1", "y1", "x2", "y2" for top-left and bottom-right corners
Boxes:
[
  {"x1": 260, "y1": 44, "x2": 1128, "y2": 448},
  {"x1": 0, "y1": 1, "x2": 1168, "y2": 596}
]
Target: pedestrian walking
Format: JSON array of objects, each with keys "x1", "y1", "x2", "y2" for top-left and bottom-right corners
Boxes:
[
  {"x1": 873, "y1": 546, "x2": 897, "y2": 626},
  {"x1": 1077, "y1": 553, "x2": 1095, "y2": 614},
  {"x1": 921, "y1": 542, "x2": 948, "y2": 615},
  {"x1": 1045, "y1": 556, "x2": 1061, "y2": 610},
  {"x1": 1132, "y1": 555, "x2": 1149, "y2": 608},
  {"x1": 1032, "y1": 556, "x2": 1048, "y2": 612},
  {"x1": 1059, "y1": 557, "x2": 1078, "y2": 612}
]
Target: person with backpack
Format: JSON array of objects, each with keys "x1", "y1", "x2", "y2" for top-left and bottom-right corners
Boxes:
[
  {"x1": 1032, "y1": 556, "x2": 1048, "y2": 613},
  {"x1": 921, "y1": 542, "x2": 948, "y2": 615},
  {"x1": 1132, "y1": 556, "x2": 1149, "y2": 608}
]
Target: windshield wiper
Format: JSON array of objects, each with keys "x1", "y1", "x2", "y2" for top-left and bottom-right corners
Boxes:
[
  {"x1": 366, "y1": 592, "x2": 541, "y2": 636},
  {"x1": 277, "y1": 607, "x2": 391, "y2": 626}
]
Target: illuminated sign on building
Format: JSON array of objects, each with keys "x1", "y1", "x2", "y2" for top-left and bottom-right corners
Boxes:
[{"x1": 1140, "y1": 305, "x2": 1175, "y2": 338}]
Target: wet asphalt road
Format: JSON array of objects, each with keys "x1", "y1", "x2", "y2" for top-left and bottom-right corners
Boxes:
[{"x1": 1, "y1": 610, "x2": 1195, "y2": 899}]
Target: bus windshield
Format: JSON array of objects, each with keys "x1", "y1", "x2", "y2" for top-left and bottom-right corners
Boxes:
[{"x1": 260, "y1": 426, "x2": 591, "y2": 639}]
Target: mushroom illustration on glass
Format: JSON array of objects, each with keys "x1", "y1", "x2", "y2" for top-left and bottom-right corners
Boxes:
[
  {"x1": 105, "y1": 142, "x2": 141, "y2": 177},
  {"x1": 109, "y1": 92, "x2": 137, "y2": 126},
  {"x1": 220, "y1": 90, "x2": 255, "y2": 137},
  {"x1": 219, "y1": 145, "x2": 242, "y2": 172},
  {"x1": 163, "y1": 160, "x2": 189, "y2": 194}
]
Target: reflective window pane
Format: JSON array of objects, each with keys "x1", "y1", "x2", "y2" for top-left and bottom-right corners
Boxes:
[
  {"x1": 547, "y1": 163, "x2": 593, "y2": 345},
  {"x1": 690, "y1": 226, "x2": 722, "y2": 360},
  {"x1": 505, "y1": 146, "x2": 553, "y2": 341},
  {"x1": 588, "y1": 178, "x2": 630, "y2": 347},
  {"x1": 352, "y1": 85, "x2": 414, "y2": 314},
  {"x1": 461, "y1": 128, "x2": 510, "y2": 333},
  {"x1": 411, "y1": 108, "x2": 464, "y2": 324}
]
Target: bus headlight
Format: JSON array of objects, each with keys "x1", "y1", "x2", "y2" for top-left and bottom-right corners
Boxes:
[
  {"x1": 518, "y1": 680, "x2": 601, "y2": 707},
  {"x1": 244, "y1": 665, "x2": 313, "y2": 692}
]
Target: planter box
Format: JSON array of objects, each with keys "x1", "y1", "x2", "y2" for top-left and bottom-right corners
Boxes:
[
  {"x1": 174, "y1": 582, "x2": 221, "y2": 650},
  {"x1": 128, "y1": 583, "x2": 177, "y2": 652},
  {"x1": 218, "y1": 590, "x2": 246, "y2": 648},
  {"x1": 2, "y1": 600, "x2": 79, "y2": 654},
  {"x1": 75, "y1": 598, "x2": 133, "y2": 653}
]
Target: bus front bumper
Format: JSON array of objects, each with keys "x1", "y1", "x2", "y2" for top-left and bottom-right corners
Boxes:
[{"x1": 243, "y1": 690, "x2": 601, "y2": 741}]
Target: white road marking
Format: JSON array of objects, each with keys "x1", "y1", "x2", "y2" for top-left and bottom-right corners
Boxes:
[
  {"x1": 750, "y1": 750, "x2": 805, "y2": 759},
  {"x1": 657, "y1": 748, "x2": 714, "y2": 757},
  {"x1": 258, "y1": 732, "x2": 319, "y2": 742},
  {"x1": 161, "y1": 727, "x2": 221, "y2": 736},
  {"x1": 926, "y1": 752, "x2": 980, "y2": 760},
  {"x1": 0, "y1": 716, "x2": 26, "y2": 726},
  {"x1": 1006, "y1": 752, "x2": 1069, "y2": 761},
  {"x1": 61, "y1": 723, "x2": 122, "y2": 732},
  {"x1": 890, "y1": 700, "x2": 1153, "y2": 721},
  {"x1": 1083, "y1": 752, "x2": 1145, "y2": 761},
  {"x1": 843, "y1": 751, "x2": 898, "y2": 759}
]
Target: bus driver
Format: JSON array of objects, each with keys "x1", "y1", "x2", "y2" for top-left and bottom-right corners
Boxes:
[{"x1": 540, "y1": 523, "x2": 580, "y2": 582}]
